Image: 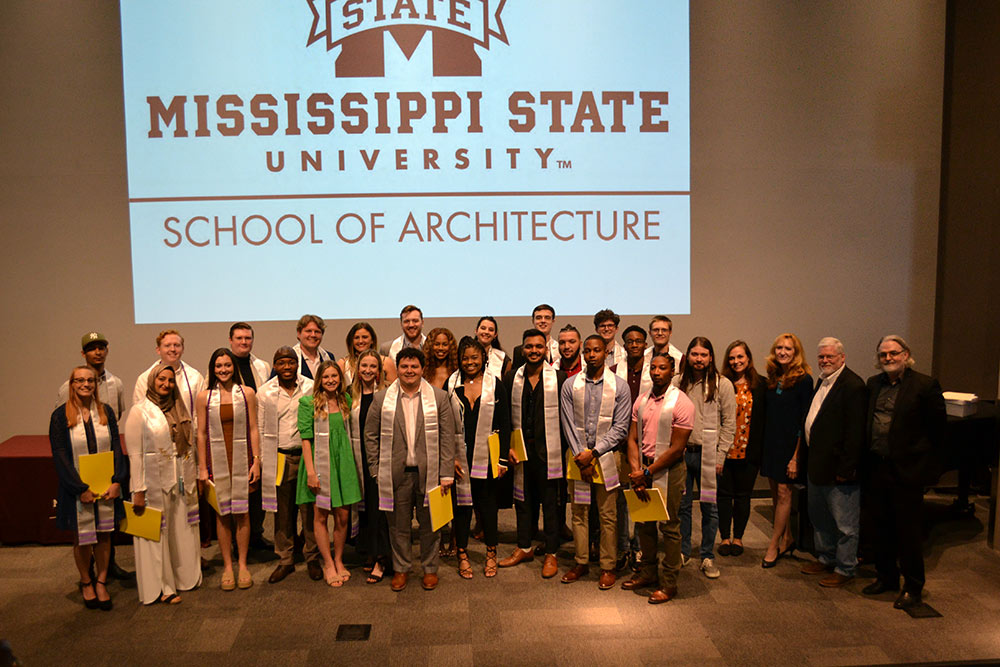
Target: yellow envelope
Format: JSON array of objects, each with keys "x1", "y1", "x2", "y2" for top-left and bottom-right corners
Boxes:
[
  {"x1": 274, "y1": 452, "x2": 286, "y2": 487},
  {"x1": 121, "y1": 501, "x2": 162, "y2": 542},
  {"x1": 78, "y1": 451, "x2": 114, "y2": 496},
  {"x1": 624, "y1": 488, "x2": 670, "y2": 522},
  {"x1": 488, "y1": 432, "x2": 501, "y2": 478},
  {"x1": 565, "y1": 449, "x2": 604, "y2": 484},
  {"x1": 427, "y1": 485, "x2": 454, "y2": 532},
  {"x1": 205, "y1": 479, "x2": 221, "y2": 514},
  {"x1": 510, "y1": 428, "x2": 528, "y2": 463}
]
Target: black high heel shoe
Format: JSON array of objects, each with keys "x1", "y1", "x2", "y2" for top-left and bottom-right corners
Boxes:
[
  {"x1": 779, "y1": 541, "x2": 797, "y2": 559},
  {"x1": 95, "y1": 579, "x2": 113, "y2": 611},
  {"x1": 79, "y1": 580, "x2": 99, "y2": 610},
  {"x1": 761, "y1": 556, "x2": 778, "y2": 569}
]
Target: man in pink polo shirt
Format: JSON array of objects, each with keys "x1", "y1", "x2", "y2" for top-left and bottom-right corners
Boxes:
[{"x1": 622, "y1": 353, "x2": 694, "y2": 603}]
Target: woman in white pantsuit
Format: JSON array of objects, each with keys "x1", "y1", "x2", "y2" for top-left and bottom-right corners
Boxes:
[{"x1": 125, "y1": 362, "x2": 202, "y2": 604}]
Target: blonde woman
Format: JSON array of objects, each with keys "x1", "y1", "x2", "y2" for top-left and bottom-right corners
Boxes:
[{"x1": 298, "y1": 360, "x2": 362, "y2": 586}]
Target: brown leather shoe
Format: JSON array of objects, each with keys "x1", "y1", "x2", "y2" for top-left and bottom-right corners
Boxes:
[
  {"x1": 499, "y1": 548, "x2": 534, "y2": 568},
  {"x1": 390, "y1": 572, "x2": 408, "y2": 592},
  {"x1": 268, "y1": 564, "x2": 295, "y2": 584},
  {"x1": 801, "y1": 560, "x2": 833, "y2": 575},
  {"x1": 422, "y1": 573, "x2": 439, "y2": 591},
  {"x1": 648, "y1": 587, "x2": 678, "y2": 604},
  {"x1": 819, "y1": 573, "x2": 854, "y2": 588},
  {"x1": 306, "y1": 560, "x2": 324, "y2": 581},
  {"x1": 561, "y1": 564, "x2": 589, "y2": 583},
  {"x1": 621, "y1": 575, "x2": 657, "y2": 591},
  {"x1": 541, "y1": 554, "x2": 559, "y2": 579},
  {"x1": 598, "y1": 570, "x2": 616, "y2": 590}
]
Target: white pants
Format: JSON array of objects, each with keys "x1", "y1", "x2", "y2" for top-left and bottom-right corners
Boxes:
[{"x1": 134, "y1": 487, "x2": 202, "y2": 604}]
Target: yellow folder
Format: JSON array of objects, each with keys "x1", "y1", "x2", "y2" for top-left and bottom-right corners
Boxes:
[
  {"x1": 510, "y1": 428, "x2": 528, "y2": 462},
  {"x1": 427, "y1": 485, "x2": 454, "y2": 532},
  {"x1": 624, "y1": 488, "x2": 670, "y2": 522},
  {"x1": 274, "y1": 452, "x2": 286, "y2": 487},
  {"x1": 78, "y1": 451, "x2": 114, "y2": 496},
  {"x1": 565, "y1": 449, "x2": 604, "y2": 484},
  {"x1": 205, "y1": 479, "x2": 221, "y2": 514},
  {"x1": 121, "y1": 501, "x2": 162, "y2": 542},
  {"x1": 488, "y1": 432, "x2": 501, "y2": 478}
]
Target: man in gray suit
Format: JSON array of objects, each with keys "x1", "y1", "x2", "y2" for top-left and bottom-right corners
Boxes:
[{"x1": 364, "y1": 347, "x2": 456, "y2": 592}]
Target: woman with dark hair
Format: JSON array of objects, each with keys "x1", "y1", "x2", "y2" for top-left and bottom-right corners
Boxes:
[
  {"x1": 475, "y1": 316, "x2": 512, "y2": 378},
  {"x1": 447, "y1": 337, "x2": 511, "y2": 578},
  {"x1": 422, "y1": 327, "x2": 458, "y2": 389},
  {"x1": 760, "y1": 333, "x2": 813, "y2": 568},
  {"x1": 298, "y1": 360, "x2": 362, "y2": 586},
  {"x1": 717, "y1": 341, "x2": 766, "y2": 557},
  {"x1": 196, "y1": 348, "x2": 261, "y2": 590},
  {"x1": 348, "y1": 350, "x2": 393, "y2": 584},
  {"x1": 50, "y1": 365, "x2": 128, "y2": 610},
  {"x1": 338, "y1": 321, "x2": 396, "y2": 386},
  {"x1": 125, "y1": 362, "x2": 201, "y2": 604}
]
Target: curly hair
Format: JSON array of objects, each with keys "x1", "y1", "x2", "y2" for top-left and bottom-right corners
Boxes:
[{"x1": 422, "y1": 328, "x2": 458, "y2": 381}]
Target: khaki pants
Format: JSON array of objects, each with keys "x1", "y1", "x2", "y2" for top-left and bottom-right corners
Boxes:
[
  {"x1": 571, "y1": 477, "x2": 618, "y2": 570},
  {"x1": 636, "y1": 458, "x2": 685, "y2": 588},
  {"x1": 274, "y1": 453, "x2": 318, "y2": 566}
]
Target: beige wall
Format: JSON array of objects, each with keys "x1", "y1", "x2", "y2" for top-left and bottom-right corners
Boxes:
[{"x1": 0, "y1": 1, "x2": 947, "y2": 439}]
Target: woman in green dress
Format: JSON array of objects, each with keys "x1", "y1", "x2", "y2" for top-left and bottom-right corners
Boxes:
[{"x1": 298, "y1": 360, "x2": 362, "y2": 586}]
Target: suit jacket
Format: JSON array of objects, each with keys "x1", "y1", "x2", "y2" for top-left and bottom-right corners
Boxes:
[
  {"x1": 806, "y1": 366, "x2": 867, "y2": 485},
  {"x1": 864, "y1": 367, "x2": 946, "y2": 487},
  {"x1": 362, "y1": 383, "x2": 456, "y2": 495}
]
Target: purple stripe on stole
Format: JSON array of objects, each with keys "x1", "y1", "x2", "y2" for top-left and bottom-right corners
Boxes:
[
  {"x1": 317, "y1": 495, "x2": 331, "y2": 511},
  {"x1": 700, "y1": 490, "x2": 717, "y2": 504},
  {"x1": 187, "y1": 508, "x2": 200, "y2": 525},
  {"x1": 379, "y1": 497, "x2": 394, "y2": 511},
  {"x1": 513, "y1": 487, "x2": 525, "y2": 502},
  {"x1": 218, "y1": 499, "x2": 232, "y2": 515},
  {"x1": 357, "y1": 498, "x2": 366, "y2": 512},
  {"x1": 231, "y1": 500, "x2": 249, "y2": 514},
  {"x1": 78, "y1": 531, "x2": 97, "y2": 545},
  {"x1": 160, "y1": 516, "x2": 167, "y2": 530},
  {"x1": 547, "y1": 465, "x2": 563, "y2": 479},
  {"x1": 457, "y1": 492, "x2": 473, "y2": 505},
  {"x1": 262, "y1": 499, "x2": 278, "y2": 512},
  {"x1": 96, "y1": 518, "x2": 114, "y2": 531},
  {"x1": 572, "y1": 484, "x2": 591, "y2": 504},
  {"x1": 470, "y1": 464, "x2": 488, "y2": 478}
]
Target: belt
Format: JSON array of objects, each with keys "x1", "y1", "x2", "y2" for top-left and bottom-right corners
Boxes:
[
  {"x1": 278, "y1": 448, "x2": 302, "y2": 455},
  {"x1": 404, "y1": 465, "x2": 419, "y2": 473},
  {"x1": 685, "y1": 444, "x2": 702, "y2": 452}
]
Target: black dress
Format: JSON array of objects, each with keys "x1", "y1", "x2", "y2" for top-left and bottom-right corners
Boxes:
[{"x1": 760, "y1": 374, "x2": 813, "y2": 484}]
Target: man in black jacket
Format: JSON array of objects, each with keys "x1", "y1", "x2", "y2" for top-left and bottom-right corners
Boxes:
[
  {"x1": 860, "y1": 335, "x2": 946, "y2": 610},
  {"x1": 799, "y1": 338, "x2": 866, "y2": 588}
]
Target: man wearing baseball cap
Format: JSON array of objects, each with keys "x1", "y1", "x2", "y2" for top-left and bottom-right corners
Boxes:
[{"x1": 55, "y1": 332, "x2": 127, "y2": 420}]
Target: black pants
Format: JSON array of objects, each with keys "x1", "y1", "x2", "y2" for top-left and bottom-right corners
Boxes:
[
  {"x1": 515, "y1": 458, "x2": 560, "y2": 553},
  {"x1": 359, "y1": 473, "x2": 391, "y2": 564},
  {"x1": 718, "y1": 458, "x2": 757, "y2": 540},
  {"x1": 867, "y1": 457, "x2": 925, "y2": 594},
  {"x1": 455, "y1": 477, "x2": 500, "y2": 549},
  {"x1": 249, "y1": 484, "x2": 265, "y2": 542}
]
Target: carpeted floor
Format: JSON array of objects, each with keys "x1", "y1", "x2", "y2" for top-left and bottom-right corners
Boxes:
[{"x1": 2, "y1": 492, "x2": 999, "y2": 666}]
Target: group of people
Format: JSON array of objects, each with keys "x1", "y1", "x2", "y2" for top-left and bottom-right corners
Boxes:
[{"x1": 50, "y1": 304, "x2": 946, "y2": 610}]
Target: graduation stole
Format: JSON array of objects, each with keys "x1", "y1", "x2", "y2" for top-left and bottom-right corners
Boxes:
[
  {"x1": 510, "y1": 364, "x2": 562, "y2": 502},
  {"x1": 446, "y1": 370, "x2": 497, "y2": 480},
  {"x1": 69, "y1": 405, "x2": 115, "y2": 545},
  {"x1": 634, "y1": 386, "x2": 681, "y2": 497},
  {"x1": 137, "y1": 400, "x2": 199, "y2": 526},
  {"x1": 569, "y1": 368, "x2": 622, "y2": 504},
  {"x1": 486, "y1": 348, "x2": 506, "y2": 377},
  {"x1": 310, "y1": 401, "x2": 341, "y2": 512},
  {"x1": 376, "y1": 379, "x2": 439, "y2": 511},
  {"x1": 259, "y1": 377, "x2": 311, "y2": 512},
  {"x1": 616, "y1": 349, "x2": 653, "y2": 397},
  {"x1": 447, "y1": 390, "x2": 474, "y2": 507},
  {"x1": 207, "y1": 384, "x2": 250, "y2": 515},
  {"x1": 388, "y1": 333, "x2": 426, "y2": 362}
]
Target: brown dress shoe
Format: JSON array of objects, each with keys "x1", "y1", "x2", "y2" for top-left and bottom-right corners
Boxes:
[
  {"x1": 561, "y1": 564, "x2": 589, "y2": 583},
  {"x1": 268, "y1": 564, "x2": 295, "y2": 584},
  {"x1": 598, "y1": 570, "x2": 617, "y2": 590},
  {"x1": 621, "y1": 575, "x2": 657, "y2": 591},
  {"x1": 819, "y1": 573, "x2": 854, "y2": 588},
  {"x1": 422, "y1": 573, "x2": 439, "y2": 591},
  {"x1": 390, "y1": 572, "x2": 408, "y2": 592},
  {"x1": 541, "y1": 554, "x2": 559, "y2": 579},
  {"x1": 499, "y1": 548, "x2": 534, "y2": 568},
  {"x1": 801, "y1": 560, "x2": 833, "y2": 575},
  {"x1": 648, "y1": 587, "x2": 678, "y2": 604},
  {"x1": 306, "y1": 560, "x2": 324, "y2": 581}
]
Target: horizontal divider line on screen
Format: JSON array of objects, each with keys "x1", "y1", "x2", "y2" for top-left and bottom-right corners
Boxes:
[{"x1": 130, "y1": 190, "x2": 691, "y2": 204}]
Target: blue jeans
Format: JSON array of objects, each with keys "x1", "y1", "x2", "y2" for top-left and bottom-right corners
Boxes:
[
  {"x1": 679, "y1": 448, "x2": 718, "y2": 560},
  {"x1": 807, "y1": 482, "x2": 860, "y2": 577}
]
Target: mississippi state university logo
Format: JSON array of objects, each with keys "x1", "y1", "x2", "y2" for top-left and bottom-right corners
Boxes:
[{"x1": 307, "y1": 0, "x2": 509, "y2": 77}]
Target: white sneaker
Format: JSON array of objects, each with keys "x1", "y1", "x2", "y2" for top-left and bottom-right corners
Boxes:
[
  {"x1": 701, "y1": 558, "x2": 721, "y2": 579},
  {"x1": 681, "y1": 554, "x2": 691, "y2": 567}
]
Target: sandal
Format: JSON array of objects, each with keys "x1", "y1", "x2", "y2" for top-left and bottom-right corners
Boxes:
[
  {"x1": 457, "y1": 549, "x2": 474, "y2": 579},
  {"x1": 237, "y1": 569, "x2": 253, "y2": 589},
  {"x1": 79, "y1": 580, "x2": 99, "y2": 610},
  {"x1": 220, "y1": 570, "x2": 236, "y2": 591},
  {"x1": 484, "y1": 546, "x2": 498, "y2": 578},
  {"x1": 366, "y1": 561, "x2": 386, "y2": 585},
  {"x1": 94, "y1": 579, "x2": 113, "y2": 611},
  {"x1": 160, "y1": 593, "x2": 182, "y2": 605}
]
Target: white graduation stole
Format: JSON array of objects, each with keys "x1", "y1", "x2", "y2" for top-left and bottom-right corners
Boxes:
[
  {"x1": 68, "y1": 404, "x2": 115, "y2": 545},
  {"x1": 695, "y1": 379, "x2": 720, "y2": 504},
  {"x1": 207, "y1": 385, "x2": 250, "y2": 515},
  {"x1": 311, "y1": 410, "x2": 334, "y2": 511},
  {"x1": 136, "y1": 401, "x2": 199, "y2": 527},
  {"x1": 448, "y1": 371, "x2": 497, "y2": 480},
  {"x1": 616, "y1": 350, "x2": 653, "y2": 397},
  {"x1": 635, "y1": 386, "x2": 681, "y2": 498},
  {"x1": 486, "y1": 348, "x2": 506, "y2": 377},
  {"x1": 388, "y1": 334, "x2": 426, "y2": 362},
  {"x1": 259, "y1": 377, "x2": 311, "y2": 513},
  {"x1": 376, "y1": 379, "x2": 439, "y2": 511},
  {"x1": 448, "y1": 391, "x2": 474, "y2": 507},
  {"x1": 510, "y1": 364, "x2": 562, "y2": 502},
  {"x1": 569, "y1": 368, "x2": 622, "y2": 504}
]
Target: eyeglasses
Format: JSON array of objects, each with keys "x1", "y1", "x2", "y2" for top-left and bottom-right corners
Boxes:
[
  {"x1": 596, "y1": 323, "x2": 617, "y2": 331},
  {"x1": 877, "y1": 349, "x2": 905, "y2": 360},
  {"x1": 71, "y1": 378, "x2": 96, "y2": 385}
]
